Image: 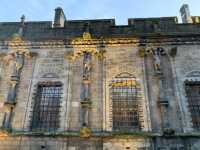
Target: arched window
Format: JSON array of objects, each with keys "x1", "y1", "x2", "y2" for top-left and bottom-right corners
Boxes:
[{"x1": 110, "y1": 73, "x2": 142, "y2": 131}]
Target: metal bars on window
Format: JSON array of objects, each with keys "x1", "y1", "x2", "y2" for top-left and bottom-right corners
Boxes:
[
  {"x1": 110, "y1": 74, "x2": 141, "y2": 131},
  {"x1": 185, "y1": 81, "x2": 200, "y2": 130},
  {"x1": 30, "y1": 82, "x2": 62, "y2": 132}
]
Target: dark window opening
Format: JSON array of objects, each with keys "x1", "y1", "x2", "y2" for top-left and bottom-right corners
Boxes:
[
  {"x1": 110, "y1": 74, "x2": 142, "y2": 131},
  {"x1": 185, "y1": 81, "x2": 200, "y2": 130},
  {"x1": 30, "y1": 82, "x2": 62, "y2": 132}
]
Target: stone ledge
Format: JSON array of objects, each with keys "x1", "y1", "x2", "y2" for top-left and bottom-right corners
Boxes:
[{"x1": 2, "y1": 130, "x2": 200, "y2": 138}]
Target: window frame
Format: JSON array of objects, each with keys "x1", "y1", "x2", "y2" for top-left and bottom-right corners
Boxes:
[
  {"x1": 30, "y1": 81, "x2": 63, "y2": 132},
  {"x1": 110, "y1": 73, "x2": 142, "y2": 131},
  {"x1": 185, "y1": 81, "x2": 200, "y2": 130}
]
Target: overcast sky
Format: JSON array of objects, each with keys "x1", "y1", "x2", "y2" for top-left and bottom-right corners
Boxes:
[{"x1": 0, "y1": 0, "x2": 199, "y2": 24}]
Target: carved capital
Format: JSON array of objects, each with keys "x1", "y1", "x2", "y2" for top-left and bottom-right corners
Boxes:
[{"x1": 10, "y1": 80, "x2": 18, "y2": 88}]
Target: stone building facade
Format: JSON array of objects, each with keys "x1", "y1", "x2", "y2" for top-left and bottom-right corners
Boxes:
[{"x1": 0, "y1": 4, "x2": 200, "y2": 150}]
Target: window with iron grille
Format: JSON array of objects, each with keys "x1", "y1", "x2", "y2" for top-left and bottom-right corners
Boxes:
[
  {"x1": 30, "y1": 82, "x2": 62, "y2": 132},
  {"x1": 185, "y1": 81, "x2": 200, "y2": 130},
  {"x1": 110, "y1": 73, "x2": 141, "y2": 131}
]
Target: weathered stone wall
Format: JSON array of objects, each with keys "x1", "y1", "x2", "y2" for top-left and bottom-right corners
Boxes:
[
  {"x1": 103, "y1": 138, "x2": 151, "y2": 150},
  {"x1": 172, "y1": 45, "x2": 200, "y2": 133},
  {"x1": 0, "y1": 42, "x2": 199, "y2": 149},
  {"x1": 12, "y1": 56, "x2": 35, "y2": 131},
  {"x1": 145, "y1": 46, "x2": 183, "y2": 133},
  {"x1": 103, "y1": 45, "x2": 151, "y2": 131}
]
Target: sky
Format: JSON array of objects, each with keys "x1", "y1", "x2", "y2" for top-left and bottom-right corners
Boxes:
[{"x1": 0, "y1": 0, "x2": 199, "y2": 25}]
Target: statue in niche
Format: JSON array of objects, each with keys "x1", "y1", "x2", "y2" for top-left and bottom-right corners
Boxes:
[
  {"x1": 83, "y1": 52, "x2": 91, "y2": 80},
  {"x1": 80, "y1": 83, "x2": 90, "y2": 101},
  {"x1": 11, "y1": 52, "x2": 24, "y2": 78},
  {"x1": 6, "y1": 52, "x2": 25, "y2": 104},
  {"x1": 152, "y1": 47, "x2": 165, "y2": 74}
]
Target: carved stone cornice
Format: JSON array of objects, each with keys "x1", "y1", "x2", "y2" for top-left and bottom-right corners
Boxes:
[{"x1": 0, "y1": 36, "x2": 200, "y2": 51}]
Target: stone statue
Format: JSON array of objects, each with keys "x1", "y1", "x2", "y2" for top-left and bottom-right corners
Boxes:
[
  {"x1": 152, "y1": 47, "x2": 165, "y2": 74},
  {"x1": 80, "y1": 52, "x2": 92, "y2": 129},
  {"x1": 7, "y1": 52, "x2": 24, "y2": 104},
  {"x1": 83, "y1": 52, "x2": 91, "y2": 80}
]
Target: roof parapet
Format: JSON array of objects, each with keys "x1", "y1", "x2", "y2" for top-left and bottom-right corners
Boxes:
[{"x1": 128, "y1": 17, "x2": 178, "y2": 26}]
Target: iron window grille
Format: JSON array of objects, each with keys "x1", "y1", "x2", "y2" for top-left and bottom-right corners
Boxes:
[
  {"x1": 185, "y1": 81, "x2": 200, "y2": 130},
  {"x1": 30, "y1": 82, "x2": 62, "y2": 132},
  {"x1": 110, "y1": 73, "x2": 142, "y2": 131}
]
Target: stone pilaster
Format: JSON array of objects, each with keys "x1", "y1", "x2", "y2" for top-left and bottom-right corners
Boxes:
[
  {"x1": 2, "y1": 34, "x2": 30, "y2": 130},
  {"x1": 80, "y1": 52, "x2": 92, "y2": 137}
]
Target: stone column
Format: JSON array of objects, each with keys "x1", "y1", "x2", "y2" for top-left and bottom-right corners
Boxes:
[
  {"x1": 80, "y1": 52, "x2": 92, "y2": 137},
  {"x1": 6, "y1": 52, "x2": 24, "y2": 104},
  {"x1": 152, "y1": 48, "x2": 171, "y2": 133},
  {"x1": 158, "y1": 76, "x2": 170, "y2": 129},
  {"x1": 3, "y1": 51, "x2": 25, "y2": 130},
  {"x1": 80, "y1": 52, "x2": 92, "y2": 127}
]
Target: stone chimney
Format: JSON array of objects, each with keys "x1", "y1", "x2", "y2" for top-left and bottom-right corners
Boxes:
[
  {"x1": 180, "y1": 4, "x2": 193, "y2": 23},
  {"x1": 53, "y1": 7, "x2": 66, "y2": 28}
]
